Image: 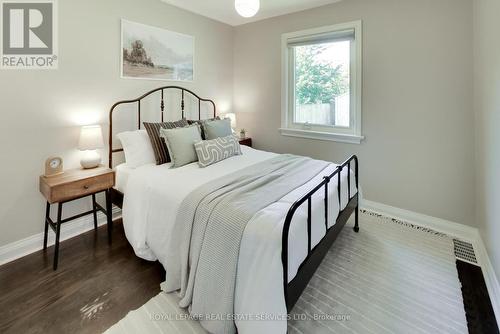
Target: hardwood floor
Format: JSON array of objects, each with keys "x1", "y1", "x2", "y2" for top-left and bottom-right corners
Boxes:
[
  {"x1": 457, "y1": 260, "x2": 499, "y2": 334},
  {"x1": 2, "y1": 219, "x2": 499, "y2": 334},
  {"x1": 0, "y1": 220, "x2": 164, "y2": 334}
]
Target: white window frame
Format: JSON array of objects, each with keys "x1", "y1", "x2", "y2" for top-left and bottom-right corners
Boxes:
[{"x1": 280, "y1": 21, "x2": 364, "y2": 144}]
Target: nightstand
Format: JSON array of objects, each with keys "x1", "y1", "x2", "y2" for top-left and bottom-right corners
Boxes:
[
  {"x1": 239, "y1": 137, "x2": 252, "y2": 147},
  {"x1": 39, "y1": 167, "x2": 115, "y2": 270}
]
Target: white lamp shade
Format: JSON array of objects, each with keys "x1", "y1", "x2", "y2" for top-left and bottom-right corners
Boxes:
[
  {"x1": 235, "y1": 0, "x2": 260, "y2": 18},
  {"x1": 78, "y1": 125, "x2": 104, "y2": 151},
  {"x1": 223, "y1": 113, "x2": 237, "y2": 129}
]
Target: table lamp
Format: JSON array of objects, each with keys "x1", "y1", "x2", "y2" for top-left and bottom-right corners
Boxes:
[
  {"x1": 224, "y1": 112, "x2": 237, "y2": 129},
  {"x1": 78, "y1": 125, "x2": 104, "y2": 169}
]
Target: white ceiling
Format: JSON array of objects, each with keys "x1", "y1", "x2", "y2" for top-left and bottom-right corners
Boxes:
[{"x1": 161, "y1": 0, "x2": 342, "y2": 26}]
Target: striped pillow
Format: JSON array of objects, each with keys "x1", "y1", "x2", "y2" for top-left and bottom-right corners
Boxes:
[
  {"x1": 194, "y1": 135, "x2": 242, "y2": 168},
  {"x1": 143, "y1": 119, "x2": 189, "y2": 164}
]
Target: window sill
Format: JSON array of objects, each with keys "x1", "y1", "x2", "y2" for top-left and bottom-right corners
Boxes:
[{"x1": 279, "y1": 128, "x2": 364, "y2": 144}]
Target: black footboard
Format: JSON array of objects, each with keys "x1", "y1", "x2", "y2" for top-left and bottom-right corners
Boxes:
[{"x1": 282, "y1": 155, "x2": 359, "y2": 311}]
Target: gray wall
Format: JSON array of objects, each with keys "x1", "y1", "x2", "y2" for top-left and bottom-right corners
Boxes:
[
  {"x1": 0, "y1": 0, "x2": 233, "y2": 247},
  {"x1": 474, "y1": 0, "x2": 500, "y2": 277},
  {"x1": 233, "y1": 0, "x2": 475, "y2": 226},
  {"x1": 0, "y1": 0, "x2": 483, "y2": 253}
]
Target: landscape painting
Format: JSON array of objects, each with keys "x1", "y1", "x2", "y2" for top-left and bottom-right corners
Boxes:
[{"x1": 121, "y1": 19, "x2": 194, "y2": 81}]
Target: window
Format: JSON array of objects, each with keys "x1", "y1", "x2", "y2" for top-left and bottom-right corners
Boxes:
[{"x1": 280, "y1": 21, "x2": 363, "y2": 144}]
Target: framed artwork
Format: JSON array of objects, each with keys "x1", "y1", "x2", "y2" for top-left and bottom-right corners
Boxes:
[{"x1": 121, "y1": 19, "x2": 194, "y2": 81}]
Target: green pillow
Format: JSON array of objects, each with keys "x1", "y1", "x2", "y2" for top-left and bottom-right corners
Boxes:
[
  {"x1": 202, "y1": 118, "x2": 232, "y2": 140},
  {"x1": 160, "y1": 125, "x2": 202, "y2": 168},
  {"x1": 187, "y1": 116, "x2": 220, "y2": 139}
]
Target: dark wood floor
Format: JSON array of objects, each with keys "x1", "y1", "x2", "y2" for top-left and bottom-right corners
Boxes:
[
  {"x1": 2, "y1": 220, "x2": 499, "y2": 334},
  {"x1": 0, "y1": 220, "x2": 164, "y2": 334},
  {"x1": 457, "y1": 260, "x2": 499, "y2": 334}
]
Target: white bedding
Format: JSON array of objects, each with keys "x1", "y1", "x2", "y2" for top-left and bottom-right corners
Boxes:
[
  {"x1": 114, "y1": 163, "x2": 136, "y2": 193},
  {"x1": 122, "y1": 146, "x2": 357, "y2": 334}
]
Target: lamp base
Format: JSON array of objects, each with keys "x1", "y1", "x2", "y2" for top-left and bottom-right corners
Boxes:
[{"x1": 80, "y1": 150, "x2": 101, "y2": 169}]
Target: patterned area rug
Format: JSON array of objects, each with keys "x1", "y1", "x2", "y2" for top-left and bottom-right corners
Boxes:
[
  {"x1": 105, "y1": 211, "x2": 468, "y2": 334},
  {"x1": 288, "y1": 212, "x2": 468, "y2": 334}
]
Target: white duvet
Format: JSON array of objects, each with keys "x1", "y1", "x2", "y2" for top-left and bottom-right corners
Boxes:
[{"x1": 122, "y1": 146, "x2": 357, "y2": 334}]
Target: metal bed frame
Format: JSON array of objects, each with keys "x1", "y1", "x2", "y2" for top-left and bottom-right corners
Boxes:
[{"x1": 108, "y1": 86, "x2": 359, "y2": 313}]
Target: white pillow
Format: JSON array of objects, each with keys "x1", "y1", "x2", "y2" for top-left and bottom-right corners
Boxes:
[{"x1": 117, "y1": 130, "x2": 156, "y2": 168}]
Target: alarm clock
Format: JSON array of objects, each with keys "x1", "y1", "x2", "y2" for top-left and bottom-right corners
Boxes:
[{"x1": 44, "y1": 156, "x2": 64, "y2": 177}]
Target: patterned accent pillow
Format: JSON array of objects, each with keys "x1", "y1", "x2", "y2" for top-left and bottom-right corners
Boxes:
[
  {"x1": 187, "y1": 116, "x2": 220, "y2": 139},
  {"x1": 194, "y1": 135, "x2": 242, "y2": 168},
  {"x1": 143, "y1": 119, "x2": 189, "y2": 165}
]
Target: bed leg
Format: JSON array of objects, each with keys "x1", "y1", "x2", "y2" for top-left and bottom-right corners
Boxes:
[{"x1": 353, "y1": 204, "x2": 359, "y2": 233}]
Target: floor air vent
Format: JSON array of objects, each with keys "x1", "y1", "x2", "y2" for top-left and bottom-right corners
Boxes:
[{"x1": 453, "y1": 239, "x2": 478, "y2": 265}]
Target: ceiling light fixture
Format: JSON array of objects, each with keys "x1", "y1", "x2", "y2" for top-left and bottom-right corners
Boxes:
[{"x1": 235, "y1": 0, "x2": 260, "y2": 18}]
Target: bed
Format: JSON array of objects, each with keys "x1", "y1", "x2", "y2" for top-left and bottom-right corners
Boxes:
[{"x1": 108, "y1": 86, "x2": 359, "y2": 334}]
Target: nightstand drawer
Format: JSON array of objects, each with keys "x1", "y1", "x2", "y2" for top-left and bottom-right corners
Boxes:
[
  {"x1": 51, "y1": 175, "x2": 113, "y2": 203},
  {"x1": 40, "y1": 167, "x2": 115, "y2": 204}
]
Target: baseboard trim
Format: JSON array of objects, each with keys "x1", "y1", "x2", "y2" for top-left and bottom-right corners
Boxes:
[
  {"x1": 361, "y1": 199, "x2": 500, "y2": 328},
  {"x1": 361, "y1": 199, "x2": 478, "y2": 241},
  {"x1": 0, "y1": 207, "x2": 122, "y2": 266}
]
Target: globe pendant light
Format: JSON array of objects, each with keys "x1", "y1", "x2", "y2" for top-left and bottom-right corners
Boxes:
[{"x1": 235, "y1": 0, "x2": 260, "y2": 18}]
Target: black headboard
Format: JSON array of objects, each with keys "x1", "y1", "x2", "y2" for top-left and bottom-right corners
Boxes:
[{"x1": 108, "y1": 86, "x2": 217, "y2": 168}]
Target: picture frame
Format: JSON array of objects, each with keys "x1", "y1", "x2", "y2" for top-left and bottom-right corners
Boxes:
[{"x1": 121, "y1": 19, "x2": 194, "y2": 82}]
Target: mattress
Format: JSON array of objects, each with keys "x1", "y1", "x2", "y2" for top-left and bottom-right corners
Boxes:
[
  {"x1": 121, "y1": 146, "x2": 357, "y2": 334},
  {"x1": 114, "y1": 163, "x2": 154, "y2": 193}
]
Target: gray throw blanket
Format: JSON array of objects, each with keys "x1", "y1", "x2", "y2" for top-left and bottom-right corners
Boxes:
[{"x1": 162, "y1": 154, "x2": 329, "y2": 334}]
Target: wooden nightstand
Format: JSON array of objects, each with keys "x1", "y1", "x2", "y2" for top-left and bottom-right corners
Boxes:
[
  {"x1": 239, "y1": 137, "x2": 252, "y2": 147},
  {"x1": 39, "y1": 166, "x2": 115, "y2": 270}
]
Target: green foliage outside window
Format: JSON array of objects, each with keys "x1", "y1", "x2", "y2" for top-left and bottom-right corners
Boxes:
[{"x1": 295, "y1": 45, "x2": 349, "y2": 105}]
